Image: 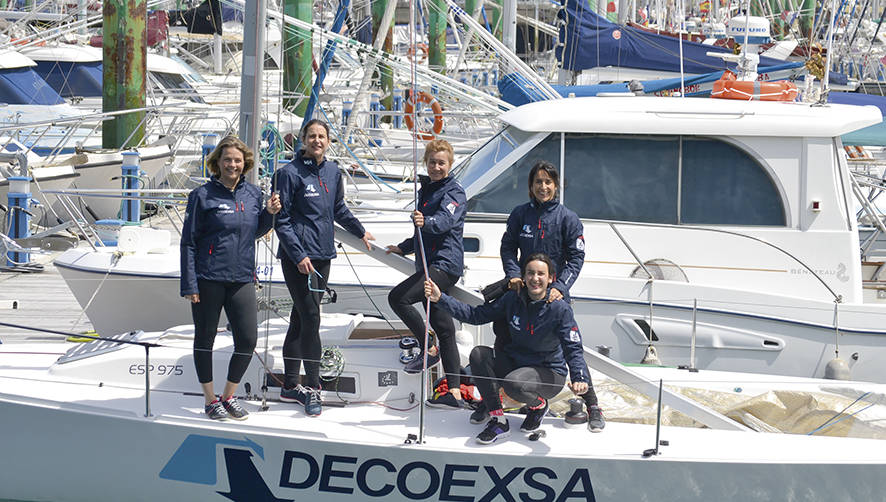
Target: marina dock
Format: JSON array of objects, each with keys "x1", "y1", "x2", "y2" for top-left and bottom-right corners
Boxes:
[{"x1": 1, "y1": 252, "x2": 93, "y2": 343}]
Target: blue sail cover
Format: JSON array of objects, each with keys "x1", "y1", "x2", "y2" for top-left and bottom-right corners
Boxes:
[
  {"x1": 498, "y1": 62, "x2": 804, "y2": 106},
  {"x1": 829, "y1": 92, "x2": 886, "y2": 146},
  {"x1": 0, "y1": 67, "x2": 65, "y2": 105},
  {"x1": 33, "y1": 60, "x2": 103, "y2": 98},
  {"x1": 556, "y1": 0, "x2": 787, "y2": 74}
]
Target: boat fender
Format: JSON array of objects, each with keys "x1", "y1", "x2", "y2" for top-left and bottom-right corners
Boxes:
[
  {"x1": 825, "y1": 357, "x2": 851, "y2": 380},
  {"x1": 404, "y1": 91, "x2": 444, "y2": 141},
  {"x1": 641, "y1": 345, "x2": 662, "y2": 365}
]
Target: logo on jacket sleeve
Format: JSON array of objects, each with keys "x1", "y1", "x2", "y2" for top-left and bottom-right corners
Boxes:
[
  {"x1": 446, "y1": 201, "x2": 458, "y2": 215},
  {"x1": 576, "y1": 236, "x2": 585, "y2": 251},
  {"x1": 569, "y1": 326, "x2": 581, "y2": 342},
  {"x1": 304, "y1": 184, "x2": 319, "y2": 198}
]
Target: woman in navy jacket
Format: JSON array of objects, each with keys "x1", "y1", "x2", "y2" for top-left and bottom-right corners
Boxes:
[
  {"x1": 180, "y1": 135, "x2": 280, "y2": 421},
  {"x1": 385, "y1": 139, "x2": 467, "y2": 409},
  {"x1": 274, "y1": 119, "x2": 374, "y2": 416},
  {"x1": 425, "y1": 253, "x2": 600, "y2": 444}
]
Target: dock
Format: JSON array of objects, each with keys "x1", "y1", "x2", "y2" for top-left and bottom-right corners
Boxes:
[{"x1": 0, "y1": 252, "x2": 93, "y2": 343}]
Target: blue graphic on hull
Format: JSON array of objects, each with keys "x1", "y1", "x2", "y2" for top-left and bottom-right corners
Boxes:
[{"x1": 160, "y1": 435, "x2": 264, "y2": 485}]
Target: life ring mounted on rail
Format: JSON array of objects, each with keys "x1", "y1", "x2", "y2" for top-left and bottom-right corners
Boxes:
[
  {"x1": 711, "y1": 70, "x2": 798, "y2": 102},
  {"x1": 404, "y1": 90, "x2": 444, "y2": 141},
  {"x1": 406, "y1": 43, "x2": 428, "y2": 63}
]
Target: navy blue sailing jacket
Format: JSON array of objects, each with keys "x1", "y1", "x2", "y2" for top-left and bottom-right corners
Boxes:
[
  {"x1": 437, "y1": 289, "x2": 589, "y2": 382},
  {"x1": 274, "y1": 151, "x2": 366, "y2": 263},
  {"x1": 397, "y1": 175, "x2": 467, "y2": 278},
  {"x1": 180, "y1": 177, "x2": 273, "y2": 296},
  {"x1": 500, "y1": 199, "x2": 585, "y2": 294}
]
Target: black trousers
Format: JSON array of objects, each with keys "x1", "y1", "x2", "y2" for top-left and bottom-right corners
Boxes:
[
  {"x1": 280, "y1": 255, "x2": 331, "y2": 389},
  {"x1": 388, "y1": 267, "x2": 461, "y2": 388},
  {"x1": 192, "y1": 280, "x2": 257, "y2": 385},
  {"x1": 469, "y1": 346, "x2": 566, "y2": 412}
]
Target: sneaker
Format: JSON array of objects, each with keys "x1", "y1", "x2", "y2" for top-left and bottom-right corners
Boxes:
[
  {"x1": 476, "y1": 417, "x2": 510, "y2": 445},
  {"x1": 588, "y1": 405, "x2": 606, "y2": 432},
  {"x1": 403, "y1": 351, "x2": 440, "y2": 374},
  {"x1": 300, "y1": 386, "x2": 323, "y2": 416},
  {"x1": 204, "y1": 399, "x2": 228, "y2": 421},
  {"x1": 520, "y1": 399, "x2": 548, "y2": 432},
  {"x1": 221, "y1": 396, "x2": 249, "y2": 421},
  {"x1": 469, "y1": 402, "x2": 489, "y2": 424},
  {"x1": 426, "y1": 392, "x2": 461, "y2": 410},
  {"x1": 279, "y1": 385, "x2": 301, "y2": 403}
]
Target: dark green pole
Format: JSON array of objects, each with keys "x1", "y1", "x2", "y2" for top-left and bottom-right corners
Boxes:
[
  {"x1": 102, "y1": 0, "x2": 146, "y2": 149},
  {"x1": 490, "y1": 0, "x2": 503, "y2": 40},
  {"x1": 283, "y1": 0, "x2": 312, "y2": 115},
  {"x1": 371, "y1": 0, "x2": 394, "y2": 122},
  {"x1": 800, "y1": 0, "x2": 815, "y2": 39},
  {"x1": 428, "y1": 0, "x2": 447, "y2": 74}
]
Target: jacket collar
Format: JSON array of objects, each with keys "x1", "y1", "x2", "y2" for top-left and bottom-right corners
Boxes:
[
  {"x1": 210, "y1": 175, "x2": 245, "y2": 192},
  {"x1": 420, "y1": 174, "x2": 453, "y2": 192},
  {"x1": 530, "y1": 198, "x2": 559, "y2": 212},
  {"x1": 519, "y1": 287, "x2": 550, "y2": 307},
  {"x1": 297, "y1": 150, "x2": 324, "y2": 170}
]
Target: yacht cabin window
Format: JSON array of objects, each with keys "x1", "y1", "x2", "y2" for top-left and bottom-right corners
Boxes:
[{"x1": 462, "y1": 131, "x2": 786, "y2": 226}]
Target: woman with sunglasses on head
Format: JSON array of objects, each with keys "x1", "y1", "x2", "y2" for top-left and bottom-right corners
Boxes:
[
  {"x1": 181, "y1": 135, "x2": 281, "y2": 421},
  {"x1": 385, "y1": 139, "x2": 467, "y2": 409},
  {"x1": 425, "y1": 253, "x2": 601, "y2": 444},
  {"x1": 274, "y1": 119, "x2": 375, "y2": 416}
]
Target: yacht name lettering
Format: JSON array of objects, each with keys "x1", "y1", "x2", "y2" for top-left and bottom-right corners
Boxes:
[
  {"x1": 128, "y1": 363, "x2": 183, "y2": 376},
  {"x1": 788, "y1": 262, "x2": 849, "y2": 282},
  {"x1": 278, "y1": 450, "x2": 596, "y2": 500}
]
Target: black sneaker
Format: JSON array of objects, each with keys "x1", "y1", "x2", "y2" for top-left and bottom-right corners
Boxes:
[
  {"x1": 476, "y1": 417, "x2": 510, "y2": 445},
  {"x1": 470, "y1": 402, "x2": 489, "y2": 424},
  {"x1": 204, "y1": 399, "x2": 228, "y2": 421},
  {"x1": 426, "y1": 392, "x2": 462, "y2": 410},
  {"x1": 221, "y1": 396, "x2": 249, "y2": 421},
  {"x1": 403, "y1": 351, "x2": 440, "y2": 374},
  {"x1": 588, "y1": 405, "x2": 606, "y2": 432},
  {"x1": 520, "y1": 399, "x2": 548, "y2": 432}
]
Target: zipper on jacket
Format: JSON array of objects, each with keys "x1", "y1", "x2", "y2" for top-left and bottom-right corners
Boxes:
[{"x1": 209, "y1": 244, "x2": 213, "y2": 255}]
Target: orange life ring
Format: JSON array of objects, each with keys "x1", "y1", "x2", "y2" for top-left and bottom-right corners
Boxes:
[
  {"x1": 404, "y1": 90, "x2": 444, "y2": 141},
  {"x1": 711, "y1": 70, "x2": 798, "y2": 101},
  {"x1": 406, "y1": 43, "x2": 428, "y2": 63}
]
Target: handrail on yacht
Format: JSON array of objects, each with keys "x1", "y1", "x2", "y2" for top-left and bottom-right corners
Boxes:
[{"x1": 599, "y1": 219, "x2": 843, "y2": 304}]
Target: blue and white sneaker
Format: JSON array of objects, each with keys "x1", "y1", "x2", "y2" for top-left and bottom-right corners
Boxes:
[
  {"x1": 280, "y1": 384, "x2": 323, "y2": 416},
  {"x1": 476, "y1": 417, "x2": 510, "y2": 445}
]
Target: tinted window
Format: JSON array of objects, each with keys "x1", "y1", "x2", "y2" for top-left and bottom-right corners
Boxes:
[
  {"x1": 680, "y1": 137, "x2": 785, "y2": 225},
  {"x1": 465, "y1": 133, "x2": 561, "y2": 214},
  {"x1": 563, "y1": 134, "x2": 679, "y2": 223},
  {"x1": 453, "y1": 126, "x2": 535, "y2": 191}
]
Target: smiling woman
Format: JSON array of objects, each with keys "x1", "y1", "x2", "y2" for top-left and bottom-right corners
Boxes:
[{"x1": 180, "y1": 135, "x2": 281, "y2": 421}]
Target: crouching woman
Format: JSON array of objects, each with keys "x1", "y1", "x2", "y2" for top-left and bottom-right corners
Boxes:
[{"x1": 424, "y1": 253, "x2": 603, "y2": 444}]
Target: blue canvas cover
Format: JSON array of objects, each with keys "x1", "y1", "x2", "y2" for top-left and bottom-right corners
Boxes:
[
  {"x1": 829, "y1": 92, "x2": 886, "y2": 146},
  {"x1": 498, "y1": 62, "x2": 804, "y2": 106},
  {"x1": 33, "y1": 60, "x2": 103, "y2": 98},
  {"x1": 556, "y1": 0, "x2": 787, "y2": 74},
  {"x1": 0, "y1": 66, "x2": 65, "y2": 105}
]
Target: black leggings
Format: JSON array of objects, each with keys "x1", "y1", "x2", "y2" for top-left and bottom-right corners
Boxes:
[
  {"x1": 469, "y1": 346, "x2": 566, "y2": 412},
  {"x1": 388, "y1": 267, "x2": 461, "y2": 388},
  {"x1": 192, "y1": 280, "x2": 257, "y2": 385},
  {"x1": 280, "y1": 255, "x2": 331, "y2": 390}
]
